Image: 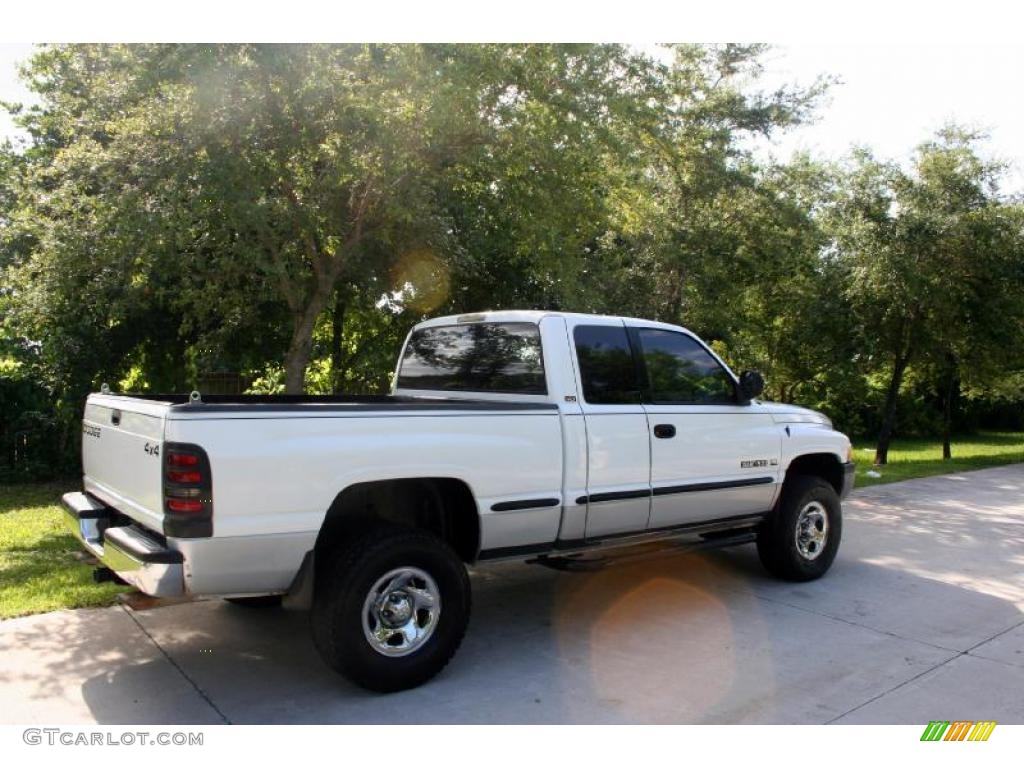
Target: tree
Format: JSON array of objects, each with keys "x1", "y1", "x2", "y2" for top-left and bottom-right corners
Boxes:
[
  {"x1": 828, "y1": 129, "x2": 1024, "y2": 463},
  {"x1": 910, "y1": 135, "x2": 1024, "y2": 457},
  {"x1": 6, "y1": 44, "x2": 698, "y2": 394},
  {"x1": 578, "y1": 46, "x2": 832, "y2": 398}
]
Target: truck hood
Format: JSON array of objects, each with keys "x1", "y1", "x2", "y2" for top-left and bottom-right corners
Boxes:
[{"x1": 754, "y1": 401, "x2": 833, "y2": 426}]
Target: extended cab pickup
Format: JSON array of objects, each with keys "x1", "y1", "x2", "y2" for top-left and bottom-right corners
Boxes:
[{"x1": 63, "y1": 311, "x2": 854, "y2": 691}]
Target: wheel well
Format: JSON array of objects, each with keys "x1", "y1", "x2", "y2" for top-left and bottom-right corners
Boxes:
[
  {"x1": 785, "y1": 453, "x2": 843, "y2": 495},
  {"x1": 315, "y1": 478, "x2": 480, "y2": 563}
]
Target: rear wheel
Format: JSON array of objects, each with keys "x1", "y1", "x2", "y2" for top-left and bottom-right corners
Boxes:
[
  {"x1": 757, "y1": 475, "x2": 842, "y2": 581},
  {"x1": 311, "y1": 525, "x2": 470, "y2": 692}
]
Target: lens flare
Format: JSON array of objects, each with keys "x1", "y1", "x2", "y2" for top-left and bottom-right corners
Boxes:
[
  {"x1": 392, "y1": 250, "x2": 450, "y2": 313},
  {"x1": 550, "y1": 553, "x2": 753, "y2": 722}
]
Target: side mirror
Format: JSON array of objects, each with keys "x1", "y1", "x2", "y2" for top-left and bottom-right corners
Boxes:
[{"x1": 738, "y1": 370, "x2": 765, "y2": 404}]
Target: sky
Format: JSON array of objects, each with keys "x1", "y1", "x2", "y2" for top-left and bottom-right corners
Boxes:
[
  {"x1": 0, "y1": 44, "x2": 33, "y2": 145},
  {"x1": 751, "y1": 44, "x2": 1024, "y2": 194},
  {"x1": 1, "y1": 43, "x2": 1023, "y2": 194}
]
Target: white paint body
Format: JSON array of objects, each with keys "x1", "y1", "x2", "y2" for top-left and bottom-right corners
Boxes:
[{"x1": 78, "y1": 311, "x2": 852, "y2": 597}]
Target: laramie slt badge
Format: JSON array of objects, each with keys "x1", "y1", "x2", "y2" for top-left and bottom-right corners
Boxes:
[{"x1": 741, "y1": 458, "x2": 778, "y2": 468}]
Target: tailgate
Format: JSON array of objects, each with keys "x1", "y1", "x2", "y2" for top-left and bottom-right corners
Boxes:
[{"x1": 82, "y1": 394, "x2": 168, "y2": 533}]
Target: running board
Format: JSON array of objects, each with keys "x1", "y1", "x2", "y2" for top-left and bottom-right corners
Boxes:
[{"x1": 527, "y1": 528, "x2": 758, "y2": 572}]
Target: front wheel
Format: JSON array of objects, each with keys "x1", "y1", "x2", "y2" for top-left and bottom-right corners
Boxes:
[
  {"x1": 311, "y1": 526, "x2": 471, "y2": 692},
  {"x1": 757, "y1": 475, "x2": 842, "y2": 581}
]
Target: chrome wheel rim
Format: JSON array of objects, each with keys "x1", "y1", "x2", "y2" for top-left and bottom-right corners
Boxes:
[
  {"x1": 795, "y1": 501, "x2": 829, "y2": 560},
  {"x1": 361, "y1": 566, "x2": 441, "y2": 657}
]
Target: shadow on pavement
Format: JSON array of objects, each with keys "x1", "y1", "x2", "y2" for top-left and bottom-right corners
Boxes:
[
  {"x1": 2, "y1": 465, "x2": 1022, "y2": 725},
  {"x1": 69, "y1": 546, "x2": 1021, "y2": 724}
]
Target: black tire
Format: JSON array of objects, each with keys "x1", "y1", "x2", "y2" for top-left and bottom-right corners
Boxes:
[
  {"x1": 757, "y1": 475, "x2": 842, "y2": 581},
  {"x1": 311, "y1": 525, "x2": 471, "y2": 693},
  {"x1": 225, "y1": 595, "x2": 283, "y2": 608}
]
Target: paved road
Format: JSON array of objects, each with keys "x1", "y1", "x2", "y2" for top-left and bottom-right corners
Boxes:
[{"x1": 2, "y1": 465, "x2": 1023, "y2": 724}]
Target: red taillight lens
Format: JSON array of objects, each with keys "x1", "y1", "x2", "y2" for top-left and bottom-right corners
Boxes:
[
  {"x1": 167, "y1": 470, "x2": 202, "y2": 484},
  {"x1": 167, "y1": 498, "x2": 204, "y2": 513},
  {"x1": 168, "y1": 452, "x2": 200, "y2": 467},
  {"x1": 163, "y1": 443, "x2": 212, "y2": 536}
]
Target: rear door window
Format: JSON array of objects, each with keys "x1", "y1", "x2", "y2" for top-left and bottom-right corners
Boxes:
[
  {"x1": 573, "y1": 325, "x2": 642, "y2": 404},
  {"x1": 397, "y1": 322, "x2": 546, "y2": 395}
]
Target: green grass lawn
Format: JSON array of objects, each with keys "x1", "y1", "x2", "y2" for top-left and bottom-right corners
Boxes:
[
  {"x1": 851, "y1": 431, "x2": 1024, "y2": 488},
  {"x1": 1, "y1": 431, "x2": 1022, "y2": 620},
  {"x1": 0, "y1": 482, "x2": 128, "y2": 619}
]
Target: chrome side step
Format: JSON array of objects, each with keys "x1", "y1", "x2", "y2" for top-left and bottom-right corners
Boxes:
[{"x1": 528, "y1": 529, "x2": 759, "y2": 572}]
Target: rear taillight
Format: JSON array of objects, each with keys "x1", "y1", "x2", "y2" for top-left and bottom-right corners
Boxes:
[
  {"x1": 167, "y1": 470, "x2": 202, "y2": 484},
  {"x1": 162, "y1": 443, "x2": 213, "y2": 538},
  {"x1": 167, "y1": 498, "x2": 204, "y2": 513}
]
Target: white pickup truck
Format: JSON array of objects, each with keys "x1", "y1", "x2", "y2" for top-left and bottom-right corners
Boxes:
[{"x1": 63, "y1": 310, "x2": 854, "y2": 691}]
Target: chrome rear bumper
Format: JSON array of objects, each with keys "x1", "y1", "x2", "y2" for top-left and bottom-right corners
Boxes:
[{"x1": 62, "y1": 491, "x2": 185, "y2": 597}]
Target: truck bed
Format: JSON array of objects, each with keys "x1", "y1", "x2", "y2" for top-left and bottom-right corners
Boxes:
[{"x1": 80, "y1": 390, "x2": 566, "y2": 596}]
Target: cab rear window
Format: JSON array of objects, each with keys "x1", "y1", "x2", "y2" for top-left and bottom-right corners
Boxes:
[{"x1": 397, "y1": 322, "x2": 547, "y2": 395}]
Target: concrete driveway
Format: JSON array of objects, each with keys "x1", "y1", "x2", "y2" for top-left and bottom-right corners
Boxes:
[{"x1": 2, "y1": 464, "x2": 1023, "y2": 724}]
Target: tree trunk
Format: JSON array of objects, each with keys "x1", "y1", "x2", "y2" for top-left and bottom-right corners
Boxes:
[
  {"x1": 874, "y1": 351, "x2": 911, "y2": 466},
  {"x1": 275, "y1": 182, "x2": 369, "y2": 394},
  {"x1": 941, "y1": 356, "x2": 957, "y2": 460},
  {"x1": 661, "y1": 265, "x2": 684, "y2": 323},
  {"x1": 330, "y1": 291, "x2": 347, "y2": 394},
  {"x1": 283, "y1": 287, "x2": 333, "y2": 394},
  {"x1": 941, "y1": 403, "x2": 952, "y2": 460}
]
